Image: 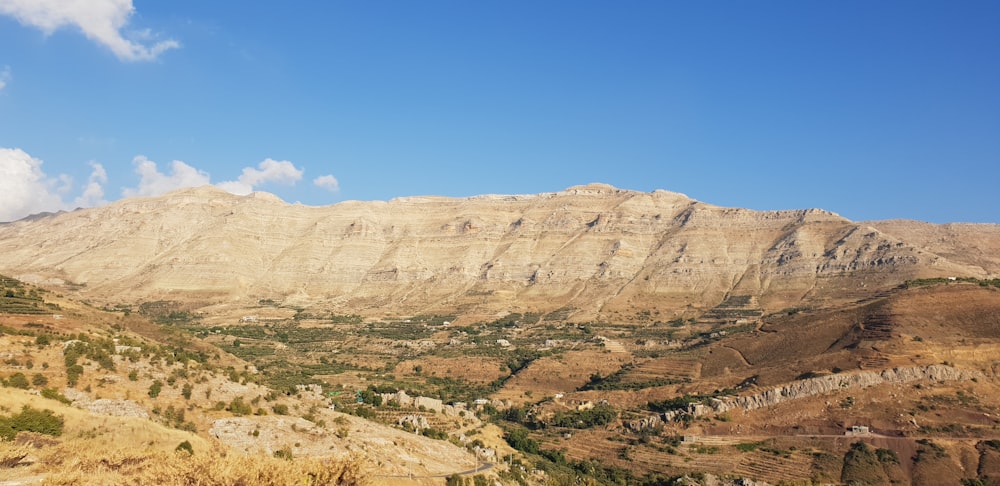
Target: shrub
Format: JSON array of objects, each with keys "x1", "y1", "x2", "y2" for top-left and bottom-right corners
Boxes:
[
  {"x1": 0, "y1": 405, "x2": 64, "y2": 440},
  {"x1": 550, "y1": 403, "x2": 617, "y2": 429},
  {"x1": 66, "y1": 365, "x2": 84, "y2": 387},
  {"x1": 876, "y1": 447, "x2": 899, "y2": 464},
  {"x1": 6, "y1": 373, "x2": 29, "y2": 389},
  {"x1": 504, "y1": 427, "x2": 538, "y2": 454},
  {"x1": 175, "y1": 440, "x2": 194, "y2": 455},
  {"x1": 31, "y1": 373, "x2": 47, "y2": 386},
  {"x1": 272, "y1": 404, "x2": 289, "y2": 415},
  {"x1": 735, "y1": 442, "x2": 762, "y2": 452},
  {"x1": 358, "y1": 389, "x2": 382, "y2": 406},
  {"x1": 41, "y1": 388, "x2": 72, "y2": 405},
  {"x1": 228, "y1": 397, "x2": 253, "y2": 416},
  {"x1": 422, "y1": 428, "x2": 449, "y2": 440},
  {"x1": 148, "y1": 380, "x2": 163, "y2": 398}
]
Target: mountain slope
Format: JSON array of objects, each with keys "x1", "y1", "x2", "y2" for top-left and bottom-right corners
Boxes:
[
  {"x1": 0, "y1": 184, "x2": 989, "y2": 318},
  {"x1": 869, "y1": 219, "x2": 1000, "y2": 275}
]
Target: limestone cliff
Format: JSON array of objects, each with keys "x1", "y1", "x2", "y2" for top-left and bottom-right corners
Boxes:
[{"x1": 0, "y1": 184, "x2": 989, "y2": 317}]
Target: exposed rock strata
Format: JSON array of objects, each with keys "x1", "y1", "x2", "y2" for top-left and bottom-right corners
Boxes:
[
  {"x1": 62, "y1": 388, "x2": 149, "y2": 418},
  {"x1": 0, "y1": 184, "x2": 990, "y2": 317},
  {"x1": 706, "y1": 365, "x2": 977, "y2": 416}
]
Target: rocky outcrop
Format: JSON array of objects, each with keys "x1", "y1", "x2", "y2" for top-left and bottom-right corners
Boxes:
[
  {"x1": 625, "y1": 414, "x2": 663, "y2": 432},
  {"x1": 63, "y1": 388, "x2": 149, "y2": 418},
  {"x1": 397, "y1": 415, "x2": 430, "y2": 432},
  {"x1": 707, "y1": 365, "x2": 978, "y2": 416},
  {"x1": 84, "y1": 399, "x2": 150, "y2": 418},
  {"x1": 0, "y1": 184, "x2": 988, "y2": 317}
]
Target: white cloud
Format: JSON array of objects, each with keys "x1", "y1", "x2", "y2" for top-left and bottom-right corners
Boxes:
[
  {"x1": 0, "y1": 0, "x2": 178, "y2": 62},
  {"x1": 0, "y1": 66, "x2": 10, "y2": 92},
  {"x1": 217, "y1": 158, "x2": 303, "y2": 195},
  {"x1": 73, "y1": 161, "x2": 108, "y2": 208},
  {"x1": 121, "y1": 155, "x2": 210, "y2": 198},
  {"x1": 0, "y1": 150, "x2": 314, "y2": 221},
  {"x1": 0, "y1": 147, "x2": 97, "y2": 222},
  {"x1": 313, "y1": 174, "x2": 340, "y2": 192}
]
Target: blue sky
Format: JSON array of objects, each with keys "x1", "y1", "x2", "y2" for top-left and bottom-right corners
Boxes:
[{"x1": 0, "y1": 1, "x2": 997, "y2": 223}]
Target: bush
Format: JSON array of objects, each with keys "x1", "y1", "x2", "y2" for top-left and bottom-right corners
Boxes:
[
  {"x1": 0, "y1": 405, "x2": 64, "y2": 440},
  {"x1": 422, "y1": 428, "x2": 449, "y2": 440},
  {"x1": 66, "y1": 365, "x2": 84, "y2": 387},
  {"x1": 272, "y1": 404, "x2": 289, "y2": 415},
  {"x1": 175, "y1": 440, "x2": 194, "y2": 455},
  {"x1": 31, "y1": 373, "x2": 47, "y2": 386},
  {"x1": 6, "y1": 373, "x2": 29, "y2": 389},
  {"x1": 551, "y1": 403, "x2": 617, "y2": 429},
  {"x1": 148, "y1": 380, "x2": 163, "y2": 398},
  {"x1": 504, "y1": 427, "x2": 538, "y2": 454},
  {"x1": 228, "y1": 397, "x2": 253, "y2": 416},
  {"x1": 358, "y1": 389, "x2": 382, "y2": 406},
  {"x1": 273, "y1": 447, "x2": 293, "y2": 460},
  {"x1": 41, "y1": 388, "x2": 72, "y2": 405}
]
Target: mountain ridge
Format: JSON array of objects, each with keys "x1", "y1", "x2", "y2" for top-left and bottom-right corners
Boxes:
[{"x1": 0, "y1": 184, "x2": 994, "y2": 319}]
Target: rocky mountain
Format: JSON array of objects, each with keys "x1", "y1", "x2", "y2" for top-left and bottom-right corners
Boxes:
[{"x1": 0, "y1": 183, "x2": 994, "y2": 318}]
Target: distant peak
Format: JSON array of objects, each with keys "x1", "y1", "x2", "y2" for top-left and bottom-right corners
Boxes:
[
  {"x1": 151, "y1": 185, "x2": 286, "y2": 204},
  {"x1": 158, "y1": 185, "x2": 231, "y2": 197},
  {"x1": 246, "y1": 191, "x2": 285, "y2": 203},
  {"x1": 563, "y1": 183, "x2": 621, "y2": 193},
  {"x1": 559, "y1": 183, "x2": 693, "y2": 201}
]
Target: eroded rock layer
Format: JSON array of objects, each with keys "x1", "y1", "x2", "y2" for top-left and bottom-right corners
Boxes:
[{"x1": 0, "y1": 184, "x2": 992, "y2": 317}]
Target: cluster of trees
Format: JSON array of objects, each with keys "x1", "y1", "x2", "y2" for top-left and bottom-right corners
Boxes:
[
  {"x1": 550, "y1": 403, "x2": 617, "y2": 429},
  {"x1": 500, "y1": 402, "x2": 618, "y2": 430}
]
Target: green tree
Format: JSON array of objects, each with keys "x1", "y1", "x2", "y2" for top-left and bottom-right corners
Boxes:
[
  {"x1": 148, "y1": 380, "x2": 163, "y2": 398},
  {"x1": 504, "y1": 427, "x2": 539, "y2": 454},
  {"x1": 359, "y1": 388, "x2": 383, "y2": 406},
  {"x1": 66, "y1": 365, "x2": 83, "y2": 387}
]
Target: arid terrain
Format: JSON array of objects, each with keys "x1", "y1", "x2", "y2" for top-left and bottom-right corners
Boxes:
[{"x1": 1, "y1": 184, "x2": 999, "y2": 485}]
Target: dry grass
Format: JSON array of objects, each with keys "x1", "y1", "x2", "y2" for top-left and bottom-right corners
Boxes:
[
  {"x1": 0, "y1": 388, "x2": 369, "y2": 485},
  {"x1": 0, "y1": 439, "x2": 32, "y2": 468},
  {"x1": 38, "y1": 442, "x2": 369, "y2": 486}
]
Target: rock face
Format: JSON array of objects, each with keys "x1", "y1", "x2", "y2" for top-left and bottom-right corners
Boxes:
[
  {"x1": 0, "y1": 184, "x2": 992, "y2": 317},
  {"x1": 708, "y1": 365, "x2": 977, "y2": 416}
]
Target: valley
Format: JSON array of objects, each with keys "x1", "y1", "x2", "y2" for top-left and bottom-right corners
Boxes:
[{"x1": 1, "y1": 185, "x2": 1000, "y2": 485}]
